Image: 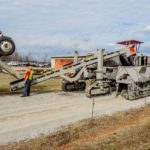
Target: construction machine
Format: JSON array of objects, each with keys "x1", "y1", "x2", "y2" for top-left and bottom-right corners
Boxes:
[
  {"x1": 10, "y1": 48, "x2": 120, "y2": 93},
  {"x1": 0, "y1": 32, "x2": 19, "y2": 79},
  {"x1": 116, "y1": 40, "x2": 150, "y2": 100},
  {"x1": 85, "y1": 40, "x2": 150, "y2": 100},
  {"x1": 9, "y1": 39, "x2": 150, "y2": 100}
]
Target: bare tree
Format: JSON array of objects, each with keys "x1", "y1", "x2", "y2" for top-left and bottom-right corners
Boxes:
[
  {"x1": 1, "y1": 51, "x2": 35, "y2": 62},
  {"x1": 42, "y1": 53, "x2": 48, "y2": 62}
]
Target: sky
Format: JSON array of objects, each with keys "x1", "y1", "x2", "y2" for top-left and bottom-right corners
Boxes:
[{"x1": 0, "y1": 0, "x2": 150, "y2": 60}]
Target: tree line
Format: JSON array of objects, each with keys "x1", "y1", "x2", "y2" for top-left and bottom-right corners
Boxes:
[{"x1": 1, "y1": 51, "x2": 49, "y2": 63}]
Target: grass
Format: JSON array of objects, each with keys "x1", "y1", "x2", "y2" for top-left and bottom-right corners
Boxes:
[
  {"x1": 0, "y1": 104, "x2": 149, "y2": 150},
  {"x1": 0, "y1": 73, "x2": 62, "y2": 94},
  {"x1": 0, "y1": 73, "x2": 15, "y2": 93},
  {"x1": 32, "y1": 77, "x2": 62, "y2": 92}
]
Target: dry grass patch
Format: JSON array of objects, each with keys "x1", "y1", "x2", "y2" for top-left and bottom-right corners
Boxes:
[
  {"x1": 0, "y1": 73, "x2": 15, "y2": 93},
  {"x1": 0, "y1": 73, "x2": 62, "y2": 94},
  {"x1": 32, "y1": 77, "x2": 62, "y2": 92}
]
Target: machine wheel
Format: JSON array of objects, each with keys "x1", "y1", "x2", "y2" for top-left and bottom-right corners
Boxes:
[
  {"x1": 85, "y1": 81, "x2": 111, "y2": 98},
  {"x1": 62, "y1": 82, "x2": 69, "y2": 91},
  {"x1": 78, "y1": 81, "x2": 86, "y2": 90},
  {"x1": 62, "y1": 80, "x2": 86, "y2": 91},
  {"x1": 121, "y1": 88, "x2": 129, "y2": 100},
  {"x1": 0, "y1": 37, "x2": 15, "y2": 56},
  {"x1": 62, "y1": 81, "x2": 75, "y2": 91}
]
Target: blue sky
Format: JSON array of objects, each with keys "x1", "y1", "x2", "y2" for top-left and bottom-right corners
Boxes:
[{"x1": 0, "y1": 0, "x2": 150, "y2": 59}]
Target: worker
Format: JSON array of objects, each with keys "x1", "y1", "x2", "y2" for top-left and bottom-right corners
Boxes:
[
  {"x1": 21, "y1": 66, "x2": 33, "y2": 97},
  {"x1": 0, "y1": 31, "x2": 3, "y2": 36},
  {"x1": 127, "y1": 44, "x2": 136, "y2": 65}
]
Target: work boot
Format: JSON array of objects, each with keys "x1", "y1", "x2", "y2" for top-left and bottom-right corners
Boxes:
[{"x1": 20, "y1": 94, "x2": 26, "y2": 97}]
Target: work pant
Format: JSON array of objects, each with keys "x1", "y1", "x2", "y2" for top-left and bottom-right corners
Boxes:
[
  {"x1": 23, "y1": 79, "x2": 32, "y2": 96},
  {"x1": 128, "y1": 55, "x2": 134, "y2": 66}
]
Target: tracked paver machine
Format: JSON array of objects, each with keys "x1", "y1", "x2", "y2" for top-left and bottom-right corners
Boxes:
[{"x1": 9, "y1": 39, "x2": 150, "y2": 100}]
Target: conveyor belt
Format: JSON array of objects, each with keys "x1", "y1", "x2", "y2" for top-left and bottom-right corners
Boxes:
[{"x1": 10, "y1": 49, "x2": 126, "y2": 91}]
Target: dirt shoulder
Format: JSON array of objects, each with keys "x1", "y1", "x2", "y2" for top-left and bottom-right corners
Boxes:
[{"x1": 0, "y1": 104, "x2": 149, "y2": 150}]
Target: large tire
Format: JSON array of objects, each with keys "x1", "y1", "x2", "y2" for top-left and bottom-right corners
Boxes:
[{"x1": 0, "y1": 36, "x2": 15, "y2": 56}]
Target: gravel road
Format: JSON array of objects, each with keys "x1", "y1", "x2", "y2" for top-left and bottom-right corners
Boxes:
[{"x1": 0, "y1": 91, "x2": 149, "y2": 144}]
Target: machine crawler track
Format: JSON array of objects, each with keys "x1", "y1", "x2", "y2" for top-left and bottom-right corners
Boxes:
[{"x1": 62, "y1": 80, "x2": 86, "y2": 91}]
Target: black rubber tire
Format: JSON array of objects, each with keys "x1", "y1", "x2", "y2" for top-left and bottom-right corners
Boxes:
[
  {"x1": 0, "y1": 37, "x2": 15, "y2": 56},
  {"x1": 62, "y1": 82, "x2": 75, "y2": 91},
  {"x1": 62, "y1": 82, "x2": 67, "y2": 91},
  {"x1": 78, "y1": 82, "x2": 86, "y2": 90}
]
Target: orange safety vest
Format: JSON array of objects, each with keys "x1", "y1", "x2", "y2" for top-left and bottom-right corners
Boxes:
[
  {"x1": 24, "y1": 69, "x2": 33, "y2": 81},
  {"x1": 129, "y1": 47, "x2": 135, "y2": 55}
]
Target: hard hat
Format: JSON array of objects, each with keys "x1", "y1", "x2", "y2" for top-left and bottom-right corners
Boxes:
[{"x1": 28, "y1": 66, "x2": 33, "y2": 70}]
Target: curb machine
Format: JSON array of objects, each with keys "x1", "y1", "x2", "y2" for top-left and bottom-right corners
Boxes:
[
  {"x1": 116, "y1": 40, "x2": 150, "y2": 100},
  {"x1": 0, "y1": 32, "x2": 19, "y2": 79},
  {"x1": 10, "y1": 40, "x2": 150, "y2": 100}
]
